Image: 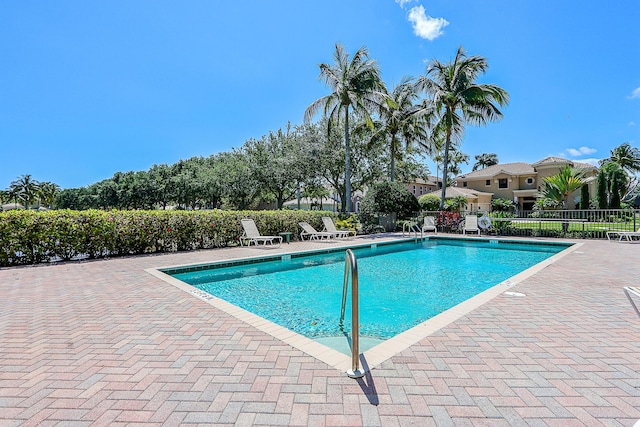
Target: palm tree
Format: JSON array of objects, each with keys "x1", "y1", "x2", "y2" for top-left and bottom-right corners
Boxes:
[
  {"x1": 602, "y1": 142, "x2": 640, "y2": 175},
  {"x1": 39, "y1": 182, "x2": 61, "y2": 209},
  {"x1": 9, "y1": 174, "x2": 40, "y2": 209},
  {"x1": 472, "y1": 153, "x2": 499, "y2": 171},
  {"x1": 304, "y1": 43, "x2": 386, "y2": 212},
  {"x1": 600, "y1": 161, "x2": 628, "y2": 208},
  {"x1": 415, "y1": 46, "x2": 509, "y2": 209},
  {"x1": 447, "y1": 149, "x2": 470, "y2": 179},
  {"x1": 368, "y1": 78, "x2": 428, "y2": 181},
  {"x1": 542, "y1": 165, "x2": 586, "y2": 209}
]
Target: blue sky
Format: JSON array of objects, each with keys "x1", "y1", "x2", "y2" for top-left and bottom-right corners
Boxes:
[{"x1": 2, "y1": 1, "x2": 639, "y2": 189}]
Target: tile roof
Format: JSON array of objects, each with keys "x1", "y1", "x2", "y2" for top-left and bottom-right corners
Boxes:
[
  {"x1": 456, "y1": 157, "x2": 598, "y2": 181},
  {"x1": 456, "y1": 162, "x2": 535, "y2": 180},
  {"x1": 531, "y1": 157, "x2": 597, "y2": 170},
  {"x1": 427, "y1": 186, "x2": 493, "y2": 198},
  {"x1": 531, "y1": 156, "x2": 573, "y2": 166}
]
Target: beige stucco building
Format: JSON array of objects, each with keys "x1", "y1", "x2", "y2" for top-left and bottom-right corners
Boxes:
[
  {"x1": 404, "y1": 176, "x2": 442, "y2": 198},
  {"x1": 452, "y1": 156, "x2": 598, "y2": 211}
]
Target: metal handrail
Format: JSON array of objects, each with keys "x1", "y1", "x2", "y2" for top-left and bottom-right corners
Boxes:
[{"x1": 340, "y1": 249, "x2": 364, "y2": 378}]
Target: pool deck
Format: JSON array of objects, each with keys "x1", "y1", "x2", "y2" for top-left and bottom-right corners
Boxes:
[{"x1": 1, "y1": 234, "x2": 639, "y2": 426}]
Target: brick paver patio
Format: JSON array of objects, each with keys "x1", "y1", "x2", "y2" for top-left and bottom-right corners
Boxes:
[{"x1": 1, "y1": 235, "x2": 639, "y2": 426}]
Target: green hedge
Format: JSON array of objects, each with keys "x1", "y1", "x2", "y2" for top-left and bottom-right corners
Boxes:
[{"x1": 0, "y1": 209, "x2": 335, "y2": 267}]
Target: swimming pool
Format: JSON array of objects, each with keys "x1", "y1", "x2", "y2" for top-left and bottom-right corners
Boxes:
[{"x1": 165, "y1": 238, "x2": 571, "y2": 352}]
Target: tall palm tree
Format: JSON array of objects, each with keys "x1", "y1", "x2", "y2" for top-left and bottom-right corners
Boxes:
[
  {"x1": 39, "y1": 182, "x2": 61, "y2": 209},
  {"x1": 9, "y1": 174, "x2": 40, "y2": 209},
  {"x1": 542, "y1": 165, "x2": 586, "y2": 209},
  {"x1": 304, "y1": 43, "x2": 386, "y2": 212},
  {"x1": 415, "y1": 46, "x2": 509, "y2": 209},
  {"x1": 369, "y1": 77, "x2": 428, "y2": 181},
  {"x1": 447, "y1": 149, "x2": 470, "y2": 178},
  {"x1": 602, "y1": 142, "x2": 640, "y2": 175},
  {"x1": 472, "y1": 153, "x2": 499, "y2": 171},
  {"x1": 600, "y1": 161, "x2": 629, "y2": 208}
]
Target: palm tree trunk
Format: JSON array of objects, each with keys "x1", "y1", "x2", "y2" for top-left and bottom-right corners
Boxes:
[
  {"x1": 389, "y1": 135, "x2": 396, "y2": 182},
  {"x1": 439, "y1": 129, "x2": 452, "y2": 210},
  {"x1": 344, "y1": 109, "x2": 352, "y2": 213}
]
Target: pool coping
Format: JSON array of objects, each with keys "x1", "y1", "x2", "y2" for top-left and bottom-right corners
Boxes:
[{"x1": 145, "y1": 237, "x2": 584, "y2": 375}]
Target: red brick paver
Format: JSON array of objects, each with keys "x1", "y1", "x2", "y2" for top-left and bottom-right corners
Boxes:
[{"x1": 1, "y1": 236, "x2": 639, "y2": 426}]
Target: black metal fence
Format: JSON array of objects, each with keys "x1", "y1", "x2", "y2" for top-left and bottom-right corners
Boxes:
[{"x1": 415, "y1": 209, "x2": 639, "y2": 239}]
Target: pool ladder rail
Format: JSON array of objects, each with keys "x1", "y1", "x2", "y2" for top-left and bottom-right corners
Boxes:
[
  {"x1": 340, "y1": 249, "x2": 365, "y2": 378},
  {"x1": 402, "y1": 220, "x2": 424, "y2": 241}
]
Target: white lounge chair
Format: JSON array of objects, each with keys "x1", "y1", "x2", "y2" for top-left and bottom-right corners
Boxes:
[
  {"x1": 299, "y1": 222, "x2": 335, "y2": 240},
  {"x1": 607, "y1": 228, "x2": 640, "y2": 242},
  {"x1": 422, "y1": 216, "x2": 437, "y2": 234},
  {"x1": 322, "y1": 216, "x2": 356, "y2": 239},
  {"x1": 240, "y1": 219, "x2": 282, "y2": 247},
  {"x1": 624, "y1": 287, "x2": 640, "y2": 318},
  {"x1": 463, "y1": 215, "x2": 480, "y2": 235}
]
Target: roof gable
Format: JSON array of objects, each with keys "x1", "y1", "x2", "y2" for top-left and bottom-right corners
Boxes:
[{"x1": 457, "y1": 162, "x2": 535, "y2": 180}]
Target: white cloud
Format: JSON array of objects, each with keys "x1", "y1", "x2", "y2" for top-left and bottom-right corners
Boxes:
[
  {"x1": 395, "y1": 0, "x2": 415, "y2": 8},
  {"x1": 566, "y1": 146, "x2": 597, "y2": 157},
  {"x1": 407, "y1": 5, "x2": 449, "y2": 41},
  {"x1": 630, "y1": 87, "x2": 640, "y2": 99}
]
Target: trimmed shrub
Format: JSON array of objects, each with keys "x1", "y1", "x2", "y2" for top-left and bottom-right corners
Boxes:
[
  {"x1": 360, "y1": 181, "x2": 419, "y2": 218},
  {"x1": 418, "y1": 194, "x2": 441, "y2": 211},
  {"x1": 0, "y1": 209, "x2": 337, "y2": 267}
]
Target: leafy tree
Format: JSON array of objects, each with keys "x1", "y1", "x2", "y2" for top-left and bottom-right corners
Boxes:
[
  {"x1": 541, "y1": 165, "x2": 586, "y2": 209},
  {"x1": 217, "y1": 149, "x2": 261, "y2": 210},
  {"x1": 198, "y1": 156, "x2": 225, "y2": 210},
  {"x1": 94, "y1": 179, "x2": 118, "y2": 209},
  {"x1": 309, "y1": 116, "x2": 385, "y2": 212},
  {"x1": 418, "y1": 193, "x2": 441, "y2": 211},
  {"x1": 473, "y1": 153, "x2": 499, "y2": 171},
  {"x1": 304, "y1": 43, "x2": 386, "y2": 212},
  {"x1": 393, "y1": 154, "x2": 431, "y2": 186},
  {"x1": 171, "y1": 159, "x2": 204, "y2": 210},
  {"x1": 415, "y1": 46, "x2": 509, "y2": 210},
  {"x1": 148, "y1": 163, "x2": 173, "y2": 209},
  {"x1": 244, "y1": 124, "x2": 310, "y2": 209},
  {"x1": 359, "y1": 180, "x2": 419, "y2": 218}
]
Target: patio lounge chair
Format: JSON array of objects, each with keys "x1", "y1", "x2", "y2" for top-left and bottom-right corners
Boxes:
[
  {"x1": 299, "y1": 222, "x2": 335, "y2": 240},
  {"x1": 240, "y1": 219, "x2": 282, "y2": 247},
  {"x1": 607, "y1": 228, "x2": 640, "y2": 242},
  {"x1": 463, "y1": 215, "x2": 480, "y2": 235},
  {"x1": 422, "y1": 216, "x2": 437, "y2": 234},
  {"x1": 623, "y1": 287, "x2": 640, "y2": 318},
  {"x1": 322, "y1": 216, "x2": 356, "y2": 239}
]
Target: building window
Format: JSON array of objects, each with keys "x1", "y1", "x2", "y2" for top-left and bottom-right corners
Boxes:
[
  {"x1": 463, "y1": 181, "x2": 468, "y2": 187},
  {"x1": 485, "y1": 179, "x2": 491, "y2": 186},
  {"x1": 526, "y1": 177, "x2": 535, "y2": 185},
  {"x1": 498, "y1": 178, "x2": 508, "y2": 189}
]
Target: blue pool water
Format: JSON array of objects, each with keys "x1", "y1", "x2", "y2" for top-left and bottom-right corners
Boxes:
[{"x1": 168, "y1": 239, "x2": 569, "y2": 342}]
